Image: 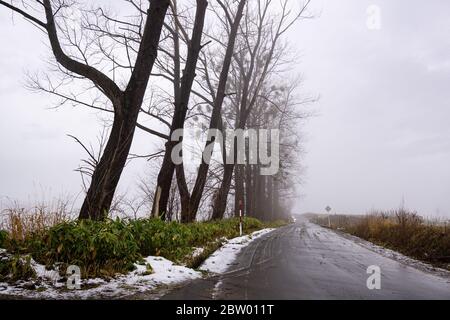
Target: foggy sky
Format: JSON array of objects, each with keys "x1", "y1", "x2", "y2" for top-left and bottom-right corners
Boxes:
[{"x1": 1, "y1": 0, "x2": 449, "y2": 217}]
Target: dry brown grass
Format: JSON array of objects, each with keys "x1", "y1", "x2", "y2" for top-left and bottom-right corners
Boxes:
[
  {"x1": 0, "y1": 199, "x2": 72, "y2": 241},
  {"x1": 311, "y1": 208, "x2": 450, "y2": 270}
]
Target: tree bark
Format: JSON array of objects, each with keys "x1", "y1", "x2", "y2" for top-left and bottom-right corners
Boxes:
[
  {"x1": 273, "y1": 177, "x2": 280, "y2": 220},
  {"x1": 254, "y1": 167, "x2": 266, "y2": 221},
  {"x1": 234, "y1": 164, "x2": 244, "y2": 217},
  {"x1": 252, "y1": 164, "x2": 259, "y2": 218},
  {"x1": 211, "y1": 164, "x2": 234, "y2": 220},
  {"x1": 79, "y1": 100, "x2": 139, "y2": 220},
  {"x1": 267, "y1": 174, "x2": 273, "y2": 221},
  {"x1": 151, "y1": 0, "x2": 208, "y2": 220},
  {"x1": 176, "y1": 163, "x2": 192, "y2": 223},
  {"x1": 245, "y1": 164, "x2": 253, "y2": 217},
  {"x1": 151, "y1": 148, "x2": 176, "y2": 219}
]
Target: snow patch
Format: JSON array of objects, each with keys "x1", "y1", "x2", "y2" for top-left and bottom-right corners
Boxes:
[
  {"x1": 200, "y1": 228, "x2": 274, "y2": 273},
  {"x1": 0, "y1": 256, "x2": 201, "y2": 299},
  {"x1": 212, "y1": 280, "x2": 223, "y2": 299},
  {"x1": 191, "y1": 247, "x2": 205, "y2": 258},
  {"x1": 31, "y1": 261, "x2": 61, "y2": 283}
]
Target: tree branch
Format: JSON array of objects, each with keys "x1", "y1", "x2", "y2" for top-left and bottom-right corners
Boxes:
[
  {"x1": 136, "y1": 122, "x2": 169, "y2": 140},
  {"x1": 0, "y1": 0, "x2": 46, "y2": 28}
]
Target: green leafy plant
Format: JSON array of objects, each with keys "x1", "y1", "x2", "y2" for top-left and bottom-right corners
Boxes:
[
  {"x1": 7, "y1": 218, "x2": 140, "y2": 277},
  {"x1": 0, "y1": 254, "x2": 36, "y2": 282},
  {"x1": 0, "y1": 230, "x2": 8, "y2": 248},
  {"x1": 4, "y1": 217, "x2": 288, "y2": 278}
]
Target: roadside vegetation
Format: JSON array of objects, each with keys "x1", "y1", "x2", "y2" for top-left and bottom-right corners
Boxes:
[
  {"x1": 0, "y1": 208, "x2": 289, "y2": 281},
  {"x1": 310, "y1": 209, "x2": 450, "y2": 270}
]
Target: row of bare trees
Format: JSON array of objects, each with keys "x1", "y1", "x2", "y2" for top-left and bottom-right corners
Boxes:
[{"x1": 1, "y1": 0, "x2": 312, "y2": 222}]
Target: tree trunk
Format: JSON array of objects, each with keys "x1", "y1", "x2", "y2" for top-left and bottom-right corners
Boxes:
[
  {"x1": 234, "y1": 164, "x2": 244, "y2": 217},
  {"x1": 176, "y1": 163, "x2": 192, "y2": 223},
  {"x1": 267, "y1": 174, "x2": 273, "y2": 221},
  {"x1": 273, "y1": 177, "x2": 280, "y2": 220},
  {"x1": 254, "y1": 167, "x2": 266, "y2": 220},
  {"x1": 151, "y1": 144, "x2": 176, "y2": 219},
  {"x1": 186, "y1": 160, "x2": 209, "y2": 220},
  {"x1": 211, "y1": 131, "x2": 242, "y2": 220},
  {"x1": 211, "y1": 164, "x2": 234, "y2": 220},
  {"x1": 245, "y1": 164, "x2": 253, "y2": 217},
  {"x1": 79, "y1": 102, "x2": 139, "y2": 220}
]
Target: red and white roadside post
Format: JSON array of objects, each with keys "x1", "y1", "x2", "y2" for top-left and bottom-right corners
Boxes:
[{"x1": 239, "y1": 200, "x2": 243, "y2": 236}]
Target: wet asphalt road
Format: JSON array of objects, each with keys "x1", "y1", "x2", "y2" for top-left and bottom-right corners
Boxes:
[{"x1": 162, "y1": 220, "x2": 450, "y2": 300}]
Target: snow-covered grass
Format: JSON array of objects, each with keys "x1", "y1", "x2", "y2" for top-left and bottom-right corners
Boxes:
[
  {"x1": 0, "y1": 228, "x2": 276, "y2": 299},
  {"x1": 191, "y1": 247, "x2": 205, "y2": 259},
  {"x1": 199, "y1": 228, "x2": 274, "y2": 273},
  {"x1": 0, "y1": 255, "x2": 202, "y2": 299}
]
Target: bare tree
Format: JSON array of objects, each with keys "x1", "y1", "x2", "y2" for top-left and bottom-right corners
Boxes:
[
  {"x1": 150, "y1": 0, "x2": 209, "y2": 220},
  {"x1": 174, "y1": 0, "x2": 248, "y2": 222},
  {"x1": 0, "y1": 0, "x2": 170, "y2": 220}
]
